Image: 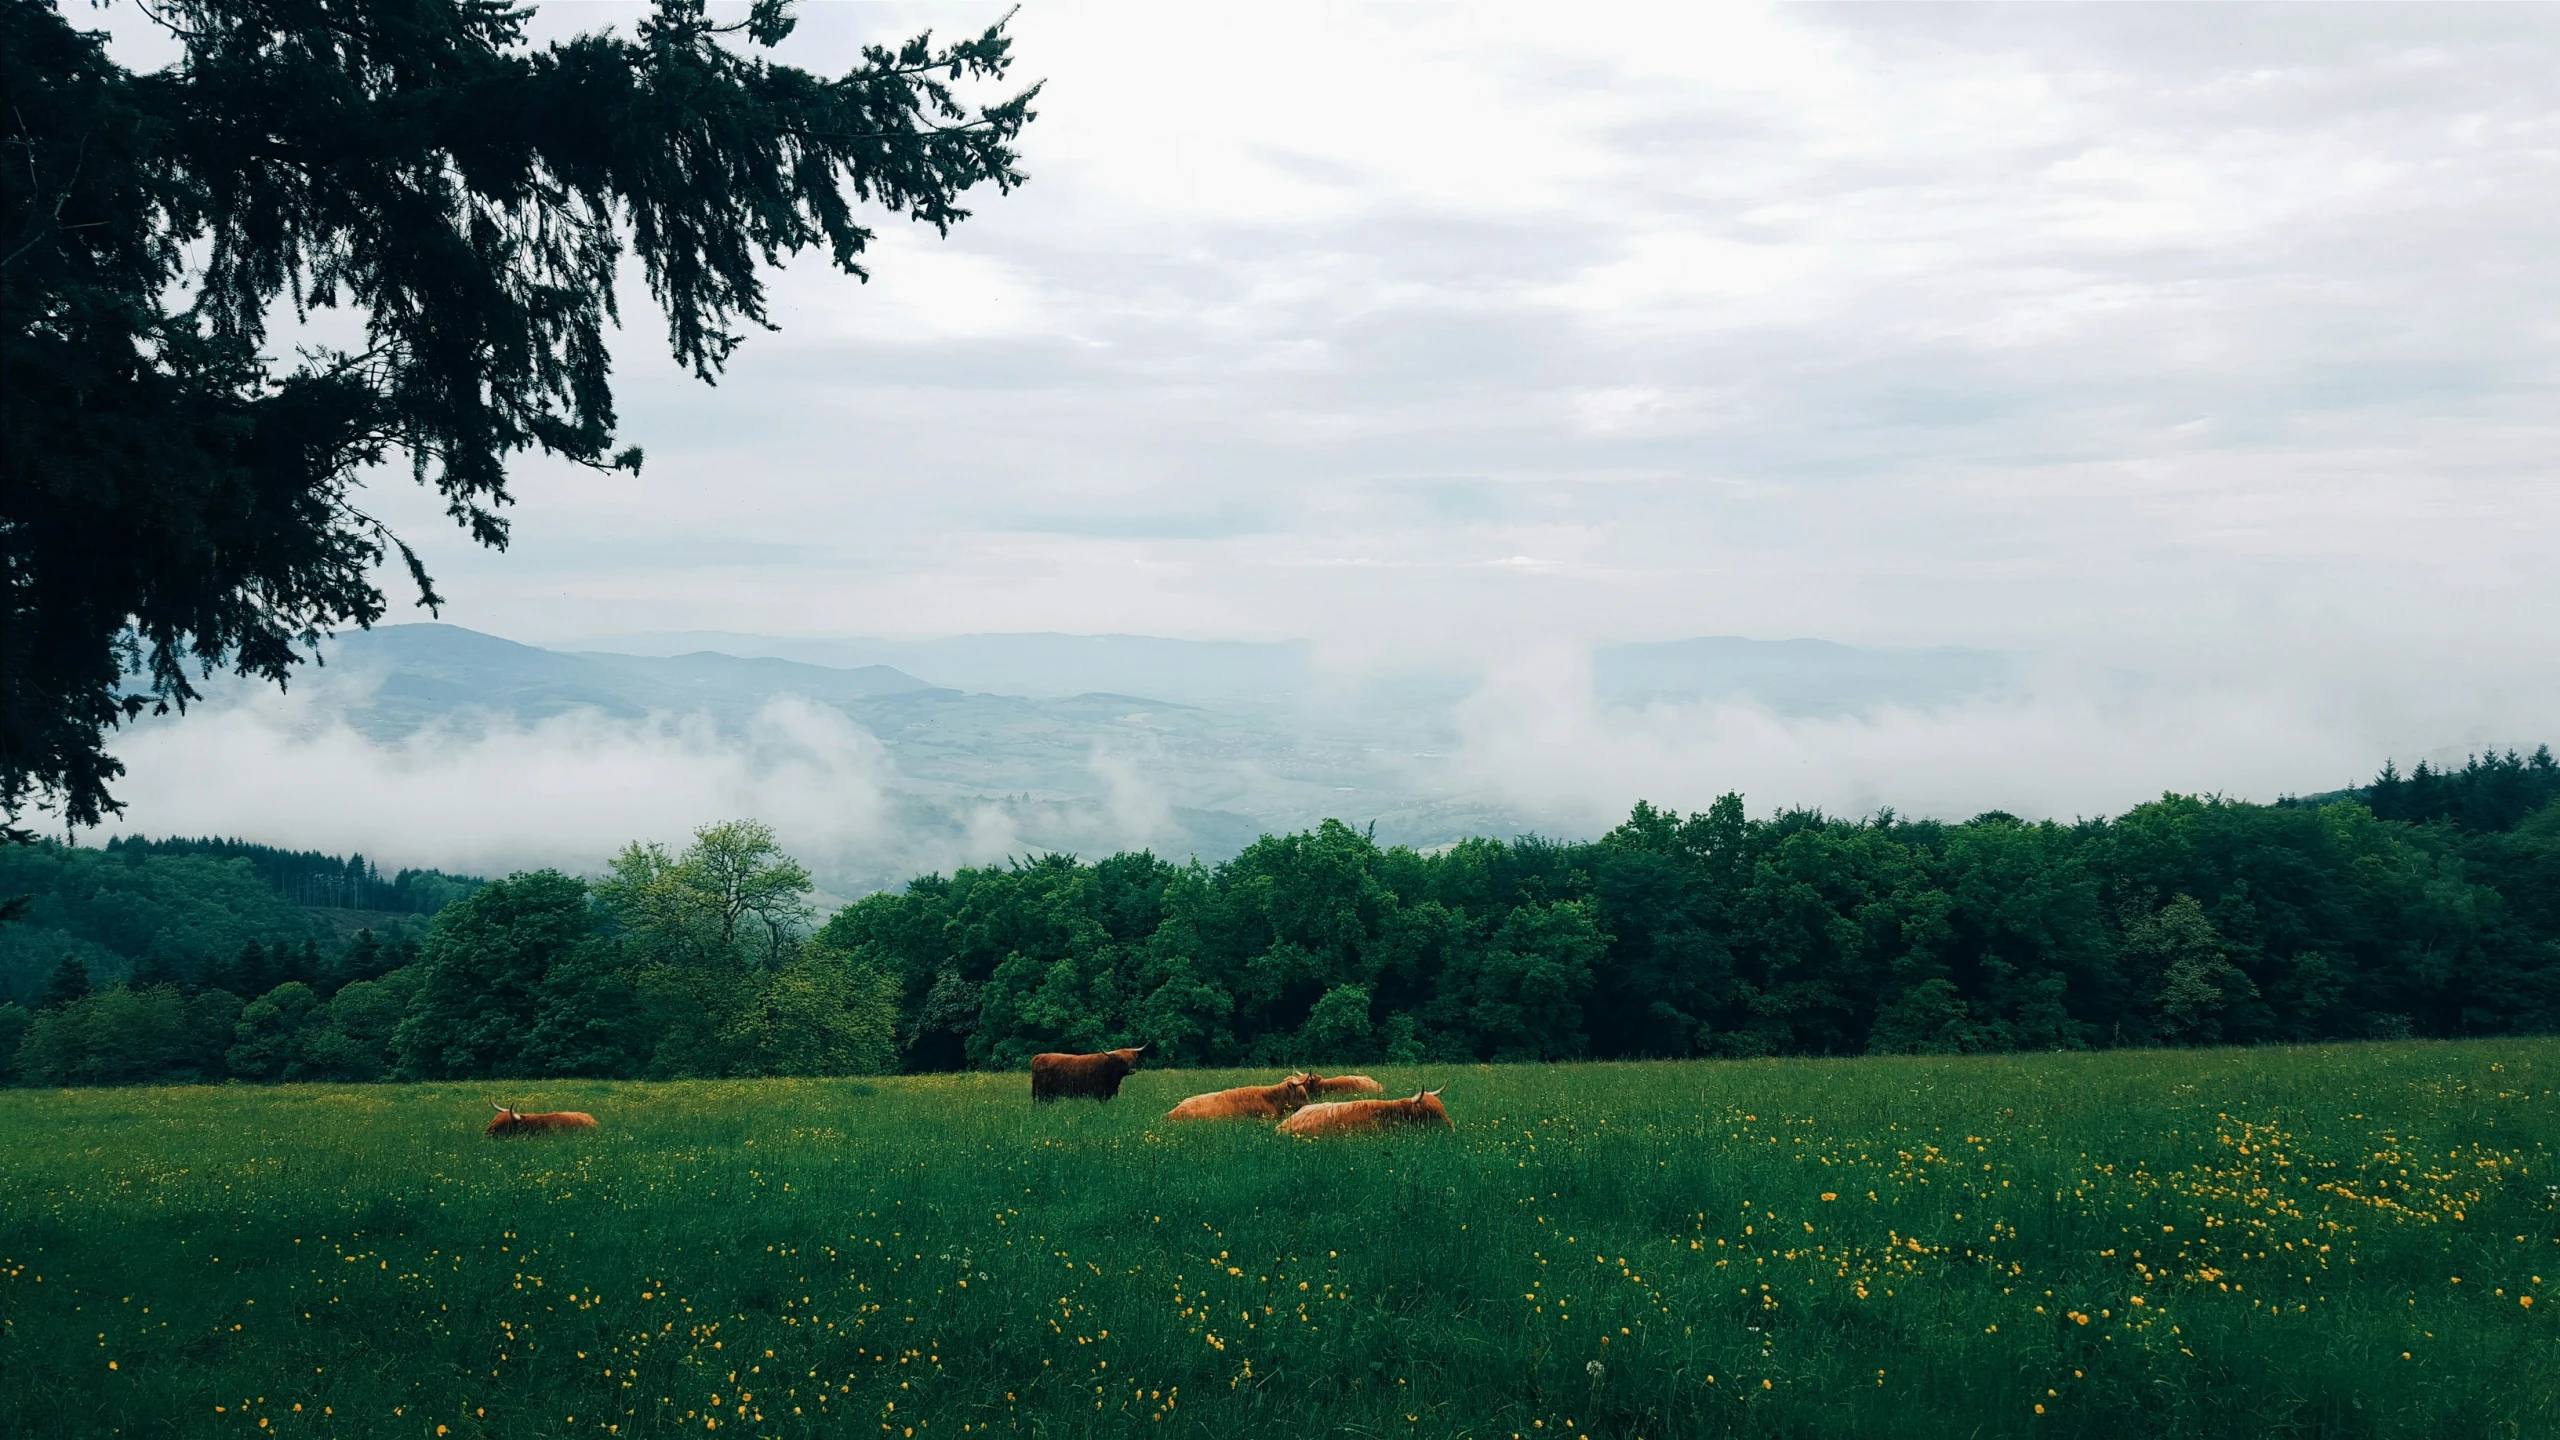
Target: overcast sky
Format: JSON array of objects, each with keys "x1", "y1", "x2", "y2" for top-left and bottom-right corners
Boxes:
[
  {"x1": 105, "y1": 1, "x2": 2560, "y2": 660},
  {"x1": 91, "y1": 2, "x2": 2560, "y2": 853},
  {"x1": 303, "y1": 2, "x2": 2552, "y2": 662}
]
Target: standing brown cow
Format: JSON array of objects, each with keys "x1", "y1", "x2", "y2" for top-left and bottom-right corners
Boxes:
[
  {"x1": 1276, "y1": 1088, "x2": 1451, "y2": 1137},
  {"x1": 1164, "y1": 1075, "x2": 1314, "y2": 1121},
  {"x1": 485, "y1": 1103, "x2": 599, "y2": 1137},
  {"x1": 1030, "y1": 1046, "x2": 1146, "y2": 1101},
  {"x1": 1302, "y1": 1073, "x2": 1385, "y2": 1097}
]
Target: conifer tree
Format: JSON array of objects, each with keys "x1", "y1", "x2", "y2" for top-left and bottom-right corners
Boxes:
[
  {"x1": 2, "y1": 0, "x2": 1038, "y2": 827},
  {"x1": 37, "y1": 954, "x2": 90, "y2": 1010}
]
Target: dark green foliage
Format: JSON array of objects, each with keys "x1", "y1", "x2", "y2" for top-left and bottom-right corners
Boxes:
[
  {"x1": 7, "y1": 754, "x2": 2555, "y2": 1087},
  {"x1": 324, "y1": 928, "x2": 421, "y2": 996},
  {"x1": 618, "y1": 955, "x2": 900, "y2": 1081},
  {"x1": 825, "y1": 780, "x2": 2560, "y2": 1071},
  {"x1": 391, "y1": 868, "x2": 595, "y2": 1079},
  {"x1": 522, "y1": 942, "x2": 647, "y2": 1079},
  {"x1": 0, "y1": 838, "x2": 326, "y2": 1002},
  {"x1": 206, "y1": 938, "x2": 274, "y2": 999},
  {"x1": 224, "y1": 979, "x2": 318, "y2": 1079},
  {"x1": 15, "y1": 982, "x2": 237, "y2": 1084},
  {"x1": 331, "y1": 929, "x2": 386, "y2": 988},
  {"x1": 904, "y1": 967, "x2": 981, "y2": 1071},
  {"x1": 1296, "y1": 981, "x2": 1375, "y2": 1061},
  {"x1": 128, "y1": 953, "x2": 187, "y2": 992},
  {"x1": 37, "y1": 954, "x2": 90, "y2": 1010},
  {"x1": 2364, "y1": 746, "x2": 2560, "y2": 832},
  {"x1": 102, "y1": 834, "x2": 482, "y2": 912},
  {"x1": 293, "y1": 967, "x2": 420, "y2": 1081},
  {"x1": 715, "y1": 952, "x2": 902, "y2": 1077},
  {"x1": 2, "y1": 0, "x2": 1037, "y2": 827}
]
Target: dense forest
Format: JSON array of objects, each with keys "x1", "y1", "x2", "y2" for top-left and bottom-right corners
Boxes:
[
  {"x1": 3, "y1": 748, "x2": 2554, "y2": 1085},
  {"x1": 100, "y1": 837, "x2": 481, "y2": 914},
  {"x1": 0, "y1": 839, "x2": 479, "y2": 1007},
  {"x1": 2356, "y1": 747, "x2": 2560, "y2": 831}
]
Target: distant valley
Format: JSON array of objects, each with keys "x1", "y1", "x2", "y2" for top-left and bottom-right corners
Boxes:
[{"x1": 141, "y1": 624, "x2": 2021, "y2": 888}]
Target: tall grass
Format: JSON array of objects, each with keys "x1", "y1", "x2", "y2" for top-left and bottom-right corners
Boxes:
[{"x1": 4, "y1": 1042, "x2": 2554, "y2": 1438}]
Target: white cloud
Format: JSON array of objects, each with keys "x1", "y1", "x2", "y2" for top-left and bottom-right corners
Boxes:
[
  {"x1": 97, "y1": 670, "x2": 1243, "y2": 892},
  {"x1": 1442, "y1": 641, "x2": 2560, "y2": 834},
  {"x1": 107, "y1": 690, "x2": 899, "y2": 882},
  {"x1": 75, "y1": 1, "x2": 2560, "y2": 837}
]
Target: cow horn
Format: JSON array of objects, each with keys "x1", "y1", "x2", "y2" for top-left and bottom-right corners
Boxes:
[
  {"x1": 492, "y1": 1101, "x2": 508, "y2": 1112},
  {"x1": 1427, "y1": 1087, "x2": 1444, "y2": 1096}
]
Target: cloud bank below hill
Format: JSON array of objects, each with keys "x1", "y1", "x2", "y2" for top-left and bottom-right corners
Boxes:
[
  {"x1": 92, "y1": 635, "x2": 2557, "y2": 894},
  {"x1": 100, "y1": 687, "x2": 1215, "y2": 895},
  {"x1": 1448, "y1": 640, "x2": 2560, "y2": 836}
]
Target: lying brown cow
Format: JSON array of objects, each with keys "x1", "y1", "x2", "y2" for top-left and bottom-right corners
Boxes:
[
  {"x1": 1302, "y1": 1072, "x2": 1385, "y2": 1097},
  {"x1": 1030, "y1": 1046, "x2": 1146, "y2": 1101},
  {"x1": 1165, "y1": 1074, "x2": 1314, "y2": 1121},
  {"x1": 1276, "y1": 1089, "x2": 1451, "y2": 1137},
  {"x1": 486, "y1": 1103, "x2": 599, "y2": 1137}
]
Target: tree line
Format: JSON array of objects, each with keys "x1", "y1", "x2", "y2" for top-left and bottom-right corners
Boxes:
[
  {"x1": 0, "y1": 842, "x2": 346, "y2": 1006},
  {"x1": 100, "y1": 836, "x2": 482, "y2": 915},
  {"x1": 2, "y1": 823, "x2": 897, "y2": 1085},
  {"x1": 3, "y1": 750, "x2": 2555, "y2": 1085},
  {"x1": 2354, "y1": 746, "x2": 2560, "y2": 832},
  {"x1": 835, "y1": 751, "x2": 2559, "y2": 1068},
  {"x1": 0, "y1": 838, "x2": 475, "y2": 1007}
]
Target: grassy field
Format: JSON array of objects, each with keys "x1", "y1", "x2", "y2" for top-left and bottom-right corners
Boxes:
[{"x1": 4, "y1": 1044, "x2": 2555, "y2": 1439}]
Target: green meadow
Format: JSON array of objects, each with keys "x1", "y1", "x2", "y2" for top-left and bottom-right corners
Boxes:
[{"x1": 4, "y1": 1043, "x2": 2554, "y2": 1440}]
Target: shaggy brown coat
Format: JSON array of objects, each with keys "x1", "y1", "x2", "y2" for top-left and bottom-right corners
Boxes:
[
  {"x1": 1030, "y1": 1047, "x2": 1146, "y2": 1101},
  {"x1": 1276, "y1": 1089, "x2": 1451, "y2": 1137},
  {"x1": 1303, "y1": 1073, "x2": 1385, "y2": 1097},
  {"x1": 485, "y1": 1104, "x2": 599, "y2": 1137},
  {"x1": 1164, "y1": 1075, "x2": 1315, "y2": 1121}
]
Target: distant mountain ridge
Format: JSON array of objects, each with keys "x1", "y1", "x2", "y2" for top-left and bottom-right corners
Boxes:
[
  {"x1": 323, "y1": 625, "x2": 941, "y2": 735},
  {"x1": 170, "y1": 624, "x2": 2035, "y2": 888},
  {"x1": 547, "y1": 629, "x2": 1314, "y2": 705},
  {"x1": 265, "y1": 625, "x2": 1515, "y2": 876},
  {"x1": 556, "y1": 627, "x2": 2022, "y2": 717}
]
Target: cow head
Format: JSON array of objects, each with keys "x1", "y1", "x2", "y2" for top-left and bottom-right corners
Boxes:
[
  {"x1": 1273, "y1": 1074, "x2": 1314, "y2": 1111},
  {"x1": 486, "y1": 1102, "x2": 522, "y2": 1137},
  {"x1": 1409, "y1": 1088, "x2": 1453, "y2": 1127},
  {"x1": 1106, "y1": 1045, "x2": 1146, "y2": 1075}
]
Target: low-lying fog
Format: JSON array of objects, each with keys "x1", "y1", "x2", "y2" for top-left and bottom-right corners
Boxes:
[{"x1": 94, "y1": 625, "x2": 2554, "y2": 895}]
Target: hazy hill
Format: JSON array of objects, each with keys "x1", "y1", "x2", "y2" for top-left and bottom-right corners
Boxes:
[
  {"x1": 143, "y1": 625, "x2": 2033, "y2": 886},
  {"x1": 568, "y1": 628, "x2": 2020, "y2": 718},
  {"x1": 321, "y1": 625, "x2": 940, "y2": 737},
  {"x1": 551, "y1": 629, "x2": 1313, "y2": 705}
]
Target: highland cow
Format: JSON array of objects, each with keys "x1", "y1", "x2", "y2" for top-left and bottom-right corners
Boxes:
[
  {"x1": 485, "y1": 1103, "x2": 599, "y2": 1137},
  {"x1": 1275, "y1": 1089, "x2": 1451, "y2": 1137},
  {"x1": 1164, "y1": 1075, "x2": 1315, "y2": 1121},
  {"x1": 1030, "y1": 1046, "x2": 1146, "y2": 1101}
]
